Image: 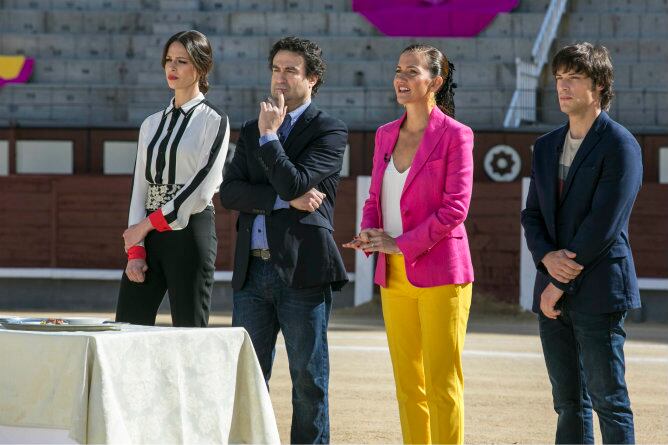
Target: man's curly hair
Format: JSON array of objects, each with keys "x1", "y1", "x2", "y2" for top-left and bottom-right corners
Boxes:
[{"x1": 268, "y1": 36, "x2": 326, "y2": 96}]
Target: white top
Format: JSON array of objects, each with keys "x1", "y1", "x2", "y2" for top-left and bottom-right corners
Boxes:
[
  {"x1": 381, "y1": 157, "x2": 410, "y2": 238},
  {"x1": 558, "y1": 131, "x2": 584, "y2": 181},
  {"x1": 129, "y1": 92, "x2": 230, "y2": 232},
  {"x1": 563, "y1": 130, "x2": 584, "y2": 164}
]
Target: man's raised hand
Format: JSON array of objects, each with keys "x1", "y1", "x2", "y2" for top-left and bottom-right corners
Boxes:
[{"x1": 258, "y1": 92, "x2": 287, "y2": 136}]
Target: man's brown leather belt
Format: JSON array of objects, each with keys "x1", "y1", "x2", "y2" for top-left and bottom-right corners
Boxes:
[{"x1": 250, "y1": 249, "x2": 271, "y2": 260}]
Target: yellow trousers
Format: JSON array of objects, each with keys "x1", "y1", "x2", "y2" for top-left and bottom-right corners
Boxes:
[{"x1": 381, "y1": 254, "x2": 472, "y2": 445}]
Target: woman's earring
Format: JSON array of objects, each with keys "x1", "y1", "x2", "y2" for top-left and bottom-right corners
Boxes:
[{"x1": 428, "y1": 92, "x2": 436, "y2": 108}]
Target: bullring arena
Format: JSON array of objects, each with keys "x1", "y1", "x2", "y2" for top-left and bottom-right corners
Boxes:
[{"x1": 1, "y1": 0, "x2": 667, "y2": 443}]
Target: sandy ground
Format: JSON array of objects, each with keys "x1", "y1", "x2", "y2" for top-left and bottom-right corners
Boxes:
[
  {"x1": 4, "y1": 308, "x2": 667, "y2": 444},
  {"x1": 266, "y1": 313, "x2": 668, "y2": 444}
]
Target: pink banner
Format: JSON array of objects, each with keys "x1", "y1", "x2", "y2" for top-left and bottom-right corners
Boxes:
[{"x1": 353, "y1": 0, "x2": 519, "y2": 37}]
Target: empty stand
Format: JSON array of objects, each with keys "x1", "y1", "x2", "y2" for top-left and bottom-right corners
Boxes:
[{"x1": 0, "y1": 0, "x2": 665, "y2": 129}]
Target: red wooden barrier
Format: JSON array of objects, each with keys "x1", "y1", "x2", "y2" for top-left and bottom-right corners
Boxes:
[{"x1": 1, "y1": 177, "x2": 666, "y2": 303}]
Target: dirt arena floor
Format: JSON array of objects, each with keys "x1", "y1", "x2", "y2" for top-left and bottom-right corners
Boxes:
[
  {"x1": 6, "y1": 302, "x2": 667, "y2": 444},
  {"x1": 258, "y1": 307, "x2": 668, "y2": 445}
]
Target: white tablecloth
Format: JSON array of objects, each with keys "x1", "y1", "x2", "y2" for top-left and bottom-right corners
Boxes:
[{"x1": 0, "y1": 325, "x2": 280, "y2": 444}]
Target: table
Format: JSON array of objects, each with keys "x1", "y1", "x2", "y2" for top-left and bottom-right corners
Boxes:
[{"x1": 0, "y1": 325, "x2": 280, "y2": 444}]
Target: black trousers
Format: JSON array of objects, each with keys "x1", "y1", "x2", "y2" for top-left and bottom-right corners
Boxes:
[{"x1": 116, "y1": 208, "x2": 217, "y2": 327}]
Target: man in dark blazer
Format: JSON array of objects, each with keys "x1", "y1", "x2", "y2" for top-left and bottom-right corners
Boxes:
[
  {"x1": 220, "y1": 36, "x2": 347, "y2": 444},
  {"x1": 521, "y1": 43, "x2": 642, "y2": 444}
]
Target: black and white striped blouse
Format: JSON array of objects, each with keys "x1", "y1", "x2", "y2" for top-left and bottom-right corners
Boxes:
[{"x1": 129, "y1": 92, "x2": 230, "y2": 234}]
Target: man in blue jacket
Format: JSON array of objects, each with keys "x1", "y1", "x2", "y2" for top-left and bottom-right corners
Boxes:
[{"x1": 521, "y1": 42, "x2": 642, "y2": 444}]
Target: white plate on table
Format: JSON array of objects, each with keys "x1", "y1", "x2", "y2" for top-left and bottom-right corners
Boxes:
[
  {"x1": 61, "y1": 317, "x2": 111, "y2": 325},
  {"x1": 0, "y1": 317, "x2": 41, "y2": 324},
  {"x1": 0, "y1": 317, "x2": 121, "y2": 332}
]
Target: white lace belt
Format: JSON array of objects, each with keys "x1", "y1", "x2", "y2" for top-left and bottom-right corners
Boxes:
[{"x1": 146, "y1": 184, "x2": 183, "y2": 211}]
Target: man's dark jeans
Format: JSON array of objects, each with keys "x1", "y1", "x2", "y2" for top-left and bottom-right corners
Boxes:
[
  {"x1": 233, "y1": 257, "x2": 332, "y2": 444},
  {"x1": 539, "y1": 302, "x2": 635, "y2": 444}
]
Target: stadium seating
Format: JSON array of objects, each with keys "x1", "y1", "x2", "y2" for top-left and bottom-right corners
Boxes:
[{"x1": 0, "y1": 0, "x2": 665, "y2": 130}]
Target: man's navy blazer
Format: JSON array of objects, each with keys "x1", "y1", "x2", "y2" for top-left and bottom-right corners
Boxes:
[
  {"x1": 521, "y1": 112, "x2": 643, "y2": 314},
  {"x1": 219, "y1": 103, "x2": 349, "y2": 291}
]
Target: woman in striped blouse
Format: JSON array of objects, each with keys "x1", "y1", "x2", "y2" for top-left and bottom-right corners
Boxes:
[{"x1": 116, "y1": 30, "x2": 230, "y2": 327}]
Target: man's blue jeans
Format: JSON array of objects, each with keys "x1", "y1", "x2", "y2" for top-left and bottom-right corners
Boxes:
[
  {"x1": 539, "y1": 303, "x2": 635, "y2": 444},
  {"x1": 232, "y1": 257, "x2": 332, "y2": 444}
]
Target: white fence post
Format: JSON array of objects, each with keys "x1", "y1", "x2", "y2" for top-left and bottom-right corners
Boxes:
[
  {"x1": 520, "y1": 177, "x2": 535, "y2": 311},
  {"x1": 354, "y1": 176, "x2": 374, "y2": 306}
]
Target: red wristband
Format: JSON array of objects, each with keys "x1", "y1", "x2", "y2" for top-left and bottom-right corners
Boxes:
[
  {"x1": 127, "y1": 245, "x2": 146, "y2": 260},
  {"x1": 148, "y1": 209, "x2": 172, "y2": 232}
]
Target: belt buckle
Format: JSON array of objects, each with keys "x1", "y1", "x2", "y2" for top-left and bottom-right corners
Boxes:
[{"x1": 252, "y1": 249, "x2": 271, "y2": 260}]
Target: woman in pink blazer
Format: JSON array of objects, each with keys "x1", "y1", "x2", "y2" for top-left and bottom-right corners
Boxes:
[{"x1": 344, "y1": 44, "x2": 474, "y2": 444}]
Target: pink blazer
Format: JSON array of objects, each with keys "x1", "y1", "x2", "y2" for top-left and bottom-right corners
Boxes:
[{"x1": 361, "y1": 106, "x2": 475, "y2": 288}]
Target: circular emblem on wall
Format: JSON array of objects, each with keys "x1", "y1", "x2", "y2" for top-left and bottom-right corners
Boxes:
[{"x1": 483, "y1": 144, "x2": 521, "y2": 182}]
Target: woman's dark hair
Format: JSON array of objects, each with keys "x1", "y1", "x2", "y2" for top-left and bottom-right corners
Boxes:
[
  {"x1": 551, "y1": 42, "x2": 614, "y2": 111},
  {"x1": 162, "y1": 30, "x2": 213, "y2": 94},
  {"x1": 268, "y1": 36, "x2": 326, "y2": 96},
  {"x1": 402, "y1": 44, "x2": 457, "y2": 118}
]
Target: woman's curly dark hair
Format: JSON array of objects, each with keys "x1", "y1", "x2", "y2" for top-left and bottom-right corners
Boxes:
[{"x1": 268, "y1": 36, "x2": 327, "y2": 96}]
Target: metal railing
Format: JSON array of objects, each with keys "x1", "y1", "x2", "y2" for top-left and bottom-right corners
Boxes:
[{"x1": 504, "y1": 0, "x2": 568, "y2": 128}]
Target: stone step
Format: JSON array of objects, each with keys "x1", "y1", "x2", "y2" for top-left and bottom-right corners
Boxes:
[
  {"x1": 159, "y1": 0, "x2": 200, "y2": 11},
  {"x1": 152, "y1": 23, "x2": 195, "y2": 34},
  {"x1": 0, "y1": 9, "x2": 546, "y2": 37}
]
